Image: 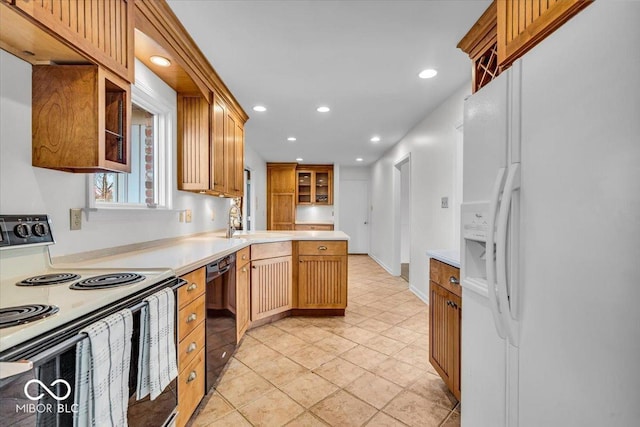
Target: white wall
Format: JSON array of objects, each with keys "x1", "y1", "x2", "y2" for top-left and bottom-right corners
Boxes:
[
  {"x1": 369, "y1": 83, "x2": 469, "y2": 302},
  {"x1": 0, "y1": 50, "x2": 230, "y2": 257},
  {"x1": 244, "y1": 145, "x2": 266, "y2": 230},
  {"x1": 400, "y1": 161, "x2": 411, "y2": 263}
]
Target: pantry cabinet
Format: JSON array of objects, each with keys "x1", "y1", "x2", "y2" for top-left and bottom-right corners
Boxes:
[
  {"x1": 296, "y1": 241, "x2": 347, "y2": 309},
  {"x1": 2, "y1": 0, "x2": 134, "y2": 82},
  {"x1": 429, "y1": 258, "x2": 461, "y2": 400},
  {"x1": 267, "y1": 163, "x2": 297, "y2": 230},
  {"x1": 177, "y1": 267, "x2": 206, "y2": 427},
  {"x1": 250, "y1": 242, "x2": 293, "y2": 321},
  {"x1": 32, "y1": 65, "x2": 132, "y2": 173}
]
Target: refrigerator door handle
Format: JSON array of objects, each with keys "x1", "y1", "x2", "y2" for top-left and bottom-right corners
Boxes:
[
  {"x1": 497, "y1": 163, "x2": 520, "y2": 346},
  {"x1": 487, "y1": 167, "x2": 507, "y2": 339}
]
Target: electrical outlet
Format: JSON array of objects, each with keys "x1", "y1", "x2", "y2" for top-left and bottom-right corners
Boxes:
[
  {"x1": 441, "y1": 197, "x2": 449, "y2": 209},
  {"x1": 185, "y1": 209, "x2": 192, "y2": 223},
  {"x1": 179, "y1": 211, "x2": 185, "y2": 222},
  {"x1": 70, "y1": 208, "x2": 82, "y2": 230}
]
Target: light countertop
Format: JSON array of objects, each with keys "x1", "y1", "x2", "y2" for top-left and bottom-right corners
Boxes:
[
  {"x1": 426, "y1": 249, "x2": 460, "y2": 268},
  {"x1": 55, "y1": 230, "x2": 349, "y2": 276},
  {"x1": 294, "y1": 220, "x2": 335, "y2": 225}
]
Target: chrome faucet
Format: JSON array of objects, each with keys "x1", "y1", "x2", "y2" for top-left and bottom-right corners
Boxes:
[{"x1": 226, "y1": 200, "x2": 242, "y2": 238}]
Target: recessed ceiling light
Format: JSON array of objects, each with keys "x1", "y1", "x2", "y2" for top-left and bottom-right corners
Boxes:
[
  {"x1": 296, "y1": 158, "x2": 304, "y2": 162},
  {"x1": 287, "y1": 137, "x2": 297, "y2": 142},
  {"x1": 253, "y1": 105, "x2": 267, "y2": 112},
  {"x1": 356, "y1": 158, "x2": 364, "y2": 162},
  {"x1": 370, "y1": 136, "x2": 381, "y2": 142},
  {"x1": 316, "y1": 106, "x2": 330, "y2": 113},
  {"x1": 150, "y1": 55, "x2": 171, "y2": 67},
  {"x1": 418, "y1": 69, "x2": 438, "y2": 79}
]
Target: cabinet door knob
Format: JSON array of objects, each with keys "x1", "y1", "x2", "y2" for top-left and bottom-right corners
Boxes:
[
  {"x1": 187, "y1": 313, "x2": 197, "y2": 323},
  {"x1": 187, "y1": 283, "x2": 198, "y2": 292},
  {"x1": 449, "y1": 276, "x2": 460, "y2": 285},
  {"x1": 187, "y1": 342, "x2": 197, "y2": 353},
  {"x1": 242, "y1": 267, "x2": 247, "y2": 273},
  {"x1": 187, "y1": 371, "x2": 197, "y2": 383},
  {"x1": 318, "y1": 245, "x2": 327, "y2": 251},
  {"x1": 446, "y1": 301, "x2": 452, "y2": 307},
  {"x1": 242, "y1": 254, "x2": 248, "y2": 260}
]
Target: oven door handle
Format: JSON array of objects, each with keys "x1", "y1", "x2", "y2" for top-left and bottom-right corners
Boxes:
[{"x1": 0, "y1": 360, "x2": 33, "y2": 380}]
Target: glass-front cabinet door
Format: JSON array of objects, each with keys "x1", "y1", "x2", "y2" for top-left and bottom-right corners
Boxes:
[
  {"x1": 297, "y1": 171, "x2": 312, "y2": 204},
  {"x1": 314, "y1": 171, "x2": 330, "y2": 204}
]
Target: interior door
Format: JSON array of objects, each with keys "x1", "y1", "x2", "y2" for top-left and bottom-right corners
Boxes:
[{"x1": 339, "y1": 180, "x2": 369, "y2": 254}]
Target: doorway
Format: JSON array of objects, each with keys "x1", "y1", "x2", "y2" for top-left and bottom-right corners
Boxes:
[
  {"x1": 394, "y1": 155, "x2": 411, "y2": 280},
  {"x1": 338, "y1": 180, "x2": 369, "y2": 254},
  {"x1": 243, "y1": 169, "x2": 253, "y2": 231}
]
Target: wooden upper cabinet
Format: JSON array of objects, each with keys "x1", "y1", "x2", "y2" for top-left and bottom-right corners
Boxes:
[
  {"x1": 459, "y1": 0, "x2": 592, "y2": 92},
  {"x1": 296, "y1": 166, "x2": 333, "y2": 205},
  {"x1": 497, "y1": 0, "x2": 592, "y2": 68},
  {"x1": 9, "y1": 0, "x2": 134, "y2": 82},
  {"x1": 225, "y1": 110, "x2": 244, "y2": 197},
  {"x1": 211, "y1": 96, "x2": 226, "y2": 194},
  {"x1": 32, "y1": 65, "x2": 131, "y2": 173},
  {"x1": 177, "y1": 91, "x2": 245, "y2": 197},
  {"x1": 177, "y1": 94, "x2": 209, "y2": 192}
]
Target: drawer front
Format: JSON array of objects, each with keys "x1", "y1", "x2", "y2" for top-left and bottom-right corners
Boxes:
[
  {"x1": 298, "y1": 240, "x2": 346, "y2": 256},
  {"x1": 178, "y1": 267, "x2": 205, "y2": 309},
  {"x1": 178, "y1": 295, "x2": 205, "y2": 341},
  {"x1": 430, "y1": 259, "x2": 461, "y2": 297},
  {"x1": 176, "y1": 349, "x2": 205, "y2": 427},
  {"x1": 295, "y1": 224, "x2": 334, "y2": 231},
  {"x1": 178, "y1": 321, "x2": 205, "y2": 371},
  {"x1": 251, "y1": 241, "x2": 292, "y2": 260},
  {"x1": 236, "y1": 246, "x2": 251, "y2": 265}
]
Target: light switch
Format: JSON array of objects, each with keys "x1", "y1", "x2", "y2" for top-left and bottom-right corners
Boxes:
[{"x1": 441, "y1": 197, "x2": 449, "y2": 209}]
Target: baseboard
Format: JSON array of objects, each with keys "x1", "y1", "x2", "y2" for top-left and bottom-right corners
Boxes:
[
  {"x1": 410, "y1": 284, "x2": 429, "y2": 305},
  {"x1": 369, "y1": 253, "x2": 394, "y2": 275}
]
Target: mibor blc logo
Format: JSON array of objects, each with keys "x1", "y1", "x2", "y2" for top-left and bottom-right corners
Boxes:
[{"x1": 16, "y1": 379, "x2": 79, "y2": 415}]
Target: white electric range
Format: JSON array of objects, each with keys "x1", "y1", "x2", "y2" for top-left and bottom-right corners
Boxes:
[{"x1": 0, "y1": 214, "x2": 175, "y2": 354}]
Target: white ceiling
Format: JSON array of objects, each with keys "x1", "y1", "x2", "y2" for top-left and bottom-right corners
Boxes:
[{"x1": 167, "y1": 0, "x2": 490, "y2": 166}]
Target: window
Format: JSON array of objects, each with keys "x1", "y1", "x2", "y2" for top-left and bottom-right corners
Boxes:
[
  {"x1": 90, "y1": 80, "x2": 172, "y2": 210},
  {"x1": 95, "y1": 105, "x2": 158, "y2": 205}
]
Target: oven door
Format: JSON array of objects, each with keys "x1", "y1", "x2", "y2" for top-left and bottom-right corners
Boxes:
[{"x1": 0, "y1": 280, "x2": 182, "y2": 427}]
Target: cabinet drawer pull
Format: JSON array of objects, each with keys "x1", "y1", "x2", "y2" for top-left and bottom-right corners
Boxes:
[
  {"x1": 187, "y1": 371, "x2": 197, "y2": 383},
  {"x1": 449, "y1": 276, "x2": 460, "y2": 285},
  {"x1": 186, "y1": 313, "x2": 197, "y2": 323},
  {"x1": 187, "y1": 342, "x2": 197, "y2": 353},
  {"x1": 318, "y1": 245, "x2": 327, "y2": 251},
  {"x1": 187, "y1": 283, "x2": 198, "y2": 292}
]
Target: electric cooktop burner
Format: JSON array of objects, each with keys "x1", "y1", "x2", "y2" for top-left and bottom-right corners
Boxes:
[
  {"x1": 16, "y1": 273, "x2": 81, "y2": 287},
  {"x1": 0, "y1": 304, "x2": 60, "y2": 329},
  {"x1": 69, "y1": 273, "x2": 146, "y2": 290}
]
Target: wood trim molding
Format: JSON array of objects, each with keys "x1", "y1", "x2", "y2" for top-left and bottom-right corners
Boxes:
[
  {"x1": 457, "y1": 1, "x2": 497, "y2": 59},
  {"x1": 134, "y1": 0, "x2": 248, "y2": 122}
]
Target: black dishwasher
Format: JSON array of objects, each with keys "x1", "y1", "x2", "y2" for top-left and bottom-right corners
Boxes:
[{"x1": 204, "y1": 254, "x2": 237, "y2": 391}]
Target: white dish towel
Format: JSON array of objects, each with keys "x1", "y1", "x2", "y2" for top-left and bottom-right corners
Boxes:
[
  {"x1": 136, "y1": 288, "x2": 178, "y2": 400},
  {"x1": 74, "y1": 309, "x2": 133, "y2": 427}
]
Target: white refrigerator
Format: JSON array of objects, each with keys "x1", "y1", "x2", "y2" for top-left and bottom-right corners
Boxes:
[{"x1": 460, "y1": 2, "x2": 640, "y2": 426}]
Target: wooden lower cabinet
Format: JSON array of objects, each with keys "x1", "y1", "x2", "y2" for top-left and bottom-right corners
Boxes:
[
  {"x1": 177, "y1": 268, "x2": 206, "y2": 427},
  {"x1": 250, "y1": 255, "x2": 293, "y2": 321},
  {"x1": 296, "y1": 241, "x2": 348, "y2": 309},
  {"x1": 429, "y1": 259, "x2": 461, "y2": 400},
  {"x1": 236, "y1": 247, "x2": 251, "y2": 342}
]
